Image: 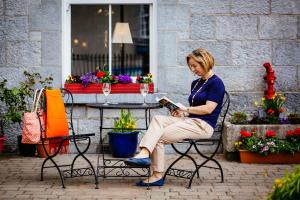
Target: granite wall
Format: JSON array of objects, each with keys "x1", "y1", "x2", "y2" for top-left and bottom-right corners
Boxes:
[{"x1": 0, "y1": 0, "x2": 299, "y2": 152}]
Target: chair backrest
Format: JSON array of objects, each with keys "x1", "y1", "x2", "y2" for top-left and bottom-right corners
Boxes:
[
  {"x1": 60, "y1": 88, "x2": 74, "y2": 132},
  {"x1": 214, "y1": 91, "x2": 230, "y2": 136}
]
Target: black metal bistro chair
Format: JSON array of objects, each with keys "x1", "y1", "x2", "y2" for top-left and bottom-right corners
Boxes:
[
  {"x1": 38, "y1": 88, "x2": 98, "y2": 189},
  {"x1": 163, "y1": 91, "x2": 230, "y2": 188}
]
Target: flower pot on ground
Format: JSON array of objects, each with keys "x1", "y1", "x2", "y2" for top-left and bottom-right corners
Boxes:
[
  {"x1": 234, "y1": 128, "x2": 300, "y2": 164},
  {"x1": 223, "y1": 122, "x2": 300, "y2": 160},
  {"x1": 37, "y1": 140, "x2": 50, "y2": 158},
  {"x1": 108, "y1": 109, "x2": 138, "y2": 158},
  {"x1": 239, "y1": 150, "x2": 300, "y2": 164},
  {"x1": 108, "y1": 131, "x2": 139, "y2": 158},
  {"x1": 17, "y1": 135, "x2": 36, "y2": 157}
]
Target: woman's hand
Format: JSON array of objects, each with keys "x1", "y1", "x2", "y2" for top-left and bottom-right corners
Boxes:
[{"x1": 171, "y1": 109, "x2": 183, "y2": 117}]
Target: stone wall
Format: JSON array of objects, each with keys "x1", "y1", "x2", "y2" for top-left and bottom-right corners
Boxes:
[
  {"x1": 158, "y1": 0, "x2": 300, "y2": 117},
  {"x1": 0, "y1": 0, "x2": 62, "y2": 88},
  {"x1": 0, "y1": 0, "x2": 299, "y2": 152}
]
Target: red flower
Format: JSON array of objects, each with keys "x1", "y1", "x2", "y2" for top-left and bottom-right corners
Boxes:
[
  {"x1": 267, "y1": 109, "x2": 275, "y2": 115},
  {"x1": 294, "y1": 128, "x2": 300, "y2": 135},
  {"x1": 96, "y1": 71, "x2": 106, "y2": 78},
  {"x1": 263, "y1": 63, "x2": 271, "y2": 68},
  {"x1": 136, "y1": 75, "x2": 142, "y2": 81},
  {"x1": 266, "y1": 130, "x2": 276, "y2": 138},
  {"x1": 265, "y1": 94, "x2": 274, "y2": 100},
  {"x1": 286, "y1": 130, "x2": 294, "y2": 137},
  {"x1": 278, "y1": 107, "x2": 284, "y2": 113},
  {"x1": 240, "y1": 130, "x2": 252, "y2": 138},
  {"x1": 251, "y1": 127, "x2": 257, "y2": 134}
]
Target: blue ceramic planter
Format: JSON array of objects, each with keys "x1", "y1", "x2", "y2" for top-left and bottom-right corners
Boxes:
[{"x1": 108, "y1": 131, "x2": 139, "y2": 158}]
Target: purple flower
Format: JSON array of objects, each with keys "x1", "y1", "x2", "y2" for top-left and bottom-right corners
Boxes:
[
  {"x1": 80, "y1": 72, "x2": 98, "y2": 87},
  {"x1": 117, "y1": 75, "x2": 132, "y2": 83}
]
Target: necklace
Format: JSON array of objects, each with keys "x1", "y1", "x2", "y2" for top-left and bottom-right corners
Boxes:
[{"x1": 191, "y1": 73, "x2": 214, "y2": 106}]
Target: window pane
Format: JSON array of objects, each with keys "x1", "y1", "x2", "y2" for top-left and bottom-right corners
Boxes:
[
  {"x1": 112, "y1": 5, "x2": 149, "y2": 76},
  {"x1": 71, "y1": 5, "x2": 109, "y2": 76}
]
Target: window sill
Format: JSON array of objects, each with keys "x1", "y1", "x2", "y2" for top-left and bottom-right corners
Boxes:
[{"x1": 71, "y1": 93, "x2": 163, "y2": 104}]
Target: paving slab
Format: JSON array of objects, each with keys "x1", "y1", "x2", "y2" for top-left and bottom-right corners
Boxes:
[{"x1": 0, "y1": 154, "x2": 297, "y2": 200}]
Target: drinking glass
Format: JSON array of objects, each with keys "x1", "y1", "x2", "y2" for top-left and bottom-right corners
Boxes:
[
  {"x1": 102, "y1": 83, "x2": 111, "y2": 105},
  {"x1": 140, "y1": 83, "x2": 149, "y2": 105}
]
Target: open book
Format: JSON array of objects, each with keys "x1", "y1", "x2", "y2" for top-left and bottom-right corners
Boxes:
[{"x1": 156, "y1": 96, "x2": 181, "y2": 112}]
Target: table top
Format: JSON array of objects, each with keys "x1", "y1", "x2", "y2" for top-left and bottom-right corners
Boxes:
[{"x1": 86, "y1": 103, "x2": 162, "y2": 109}]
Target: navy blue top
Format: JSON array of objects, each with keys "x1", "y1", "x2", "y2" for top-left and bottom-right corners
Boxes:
[{"x1": 188, "y1": 74, "x2": 225, "y2": 129}]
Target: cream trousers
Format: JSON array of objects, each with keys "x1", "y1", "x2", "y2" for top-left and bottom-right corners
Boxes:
[{"x1": 139, "y1": 115, "x2": 214, "y2": 173}]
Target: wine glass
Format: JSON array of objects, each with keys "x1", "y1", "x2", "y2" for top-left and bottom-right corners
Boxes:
[
  {"x1": 102, "y1": 83, "x2": 111, "y2": 105},
  {"x1": 140, "y1": 83, "x2": 149, "y2": 105}
]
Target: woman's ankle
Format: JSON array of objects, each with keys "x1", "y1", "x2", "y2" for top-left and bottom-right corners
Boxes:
[
  {"x1": 136, "y1": 148, "x2": 150, "y2": 158},
  {"x1": 153, "y1": 172, "x2": 163, "y2": 179}
]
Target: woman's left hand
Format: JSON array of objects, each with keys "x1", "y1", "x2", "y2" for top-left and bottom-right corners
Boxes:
[
  {"x1": 177, "y1": 103, "x2": 188, "y2": 112},
  {"x1": 171, "y1": 109, "x2": 183, "y2": 117}
]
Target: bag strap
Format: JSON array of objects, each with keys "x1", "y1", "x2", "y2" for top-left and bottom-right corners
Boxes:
[
  {"x1": 31, "y1": 89, "x2": 39, "y2": 112},
  {"x1": 34, "y1": 88, "x2": 45, "y2": 113}
]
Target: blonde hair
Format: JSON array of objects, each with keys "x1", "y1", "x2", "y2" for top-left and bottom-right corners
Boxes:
[{"x1": 186, "y1": 48, "x2": 215, "y2": 72}]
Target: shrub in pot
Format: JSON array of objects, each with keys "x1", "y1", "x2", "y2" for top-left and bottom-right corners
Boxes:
[
  {"x1": 0, "y1": 71, "x2": 53, "y2": 155},
  {"x1": 108, "y1": 109, "x2": 139, "y2": 158}
]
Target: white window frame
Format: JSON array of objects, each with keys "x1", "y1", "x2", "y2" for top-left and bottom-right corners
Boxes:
[{"x1": 61, "y1": 0, "x2": 157, "y2": 89}]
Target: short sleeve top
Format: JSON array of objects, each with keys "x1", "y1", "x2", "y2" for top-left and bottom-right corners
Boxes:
[{"x1": 188, "y1": 74, "x2": 225, "y2": 128}]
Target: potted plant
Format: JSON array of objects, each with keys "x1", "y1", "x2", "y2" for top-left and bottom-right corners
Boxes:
[
  {"x1": 229, "y1": 112, "x2": 248, "y2": 124},
  {"x1": 64, "y1": 66, "x2": 154, "y2": 94},
  {"x1": 223, "y1": 62, "x2": 300, "y2": 159},
  {"x1": 108, "y1": 109, "x2": 139, "y2": 158},
  {"x1": 234, "y1": 128, "x2": 300, "y2": 163},
  {"x1": 268, "y1": 166, "x2": 300, "y2": 200},
  {"x1": 0, "y1": 71, "x2": 53, "y2": 155}
]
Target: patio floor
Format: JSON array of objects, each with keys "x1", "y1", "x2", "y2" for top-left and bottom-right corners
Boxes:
[{"x1": 0, "y1": 154, "x2": 297, "y2": 200}]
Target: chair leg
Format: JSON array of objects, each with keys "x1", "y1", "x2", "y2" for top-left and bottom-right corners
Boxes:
[
  {"x1": 41, "y1": 140, "x2": 67, "y2": 188},
  {"x1": 147, "y1": 167, "x2": 151, "y2": 190},
  {"x1": 73, "y1": 137, "x2": 99, "y2": 189},
  {"x1": 209, "y1": 158, "x2": 224, "y2": 182},
  {"x1": 194, "y1": 143, "x2": 224, "y2": 183},
  {"x1": 40, "y1": 157, "x2": 49, "y2": 181},
  {"x1": 163, "y1": 143, "x2": 195, "y2": 181}
]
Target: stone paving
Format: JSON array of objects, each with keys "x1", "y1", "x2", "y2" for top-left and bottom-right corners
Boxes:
[{"x1": 0, "y1": 154, "x2": 298, "y2": 200}]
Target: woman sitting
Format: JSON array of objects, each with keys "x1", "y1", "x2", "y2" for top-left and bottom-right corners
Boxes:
[{"x1": 125, "y1": 48, "x2": 225, "y2": 187}]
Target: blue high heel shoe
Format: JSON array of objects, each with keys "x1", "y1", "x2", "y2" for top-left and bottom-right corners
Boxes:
[{"x1": 124, "y1": 157, "x2": 151, "y2": 166}]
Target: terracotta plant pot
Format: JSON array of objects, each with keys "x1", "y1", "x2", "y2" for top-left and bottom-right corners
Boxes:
[
  {"x1": 239, "y1": 150, "x2": 300, "y2": 164},
  {"x1": 37, "y1": 140, "x2": 50, "y2": 158},
  {"x1": 64, "y1": 83, "x2": 154, "y2": 94}
]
